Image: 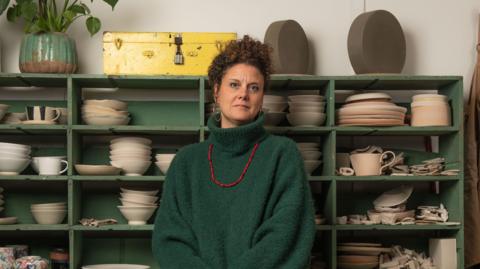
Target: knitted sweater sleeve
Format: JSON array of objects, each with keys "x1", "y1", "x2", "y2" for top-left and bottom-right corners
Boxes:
[
  {"x1": 229, "y1": 141, "x2": 316, "y2": 269},
  {"x1": 151, "y1": 153, "x2": 212, "y2": 269}
]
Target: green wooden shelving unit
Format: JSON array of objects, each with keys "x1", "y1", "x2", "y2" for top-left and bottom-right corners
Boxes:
[{"x1": 0, "y1": 73, "x2": 464, "y2": 269}]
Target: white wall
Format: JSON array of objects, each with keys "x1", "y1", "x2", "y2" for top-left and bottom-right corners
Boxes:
[{"x1": 0, "y1": 0, "x2": 479, "y2": 96}]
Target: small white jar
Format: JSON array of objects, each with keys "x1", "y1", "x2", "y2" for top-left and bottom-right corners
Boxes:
[{"x1": 411, "y1": 100, "x2": 451, "y2": 126}]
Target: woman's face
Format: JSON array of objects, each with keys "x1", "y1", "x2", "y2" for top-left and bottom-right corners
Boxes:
[{"x1": 214, "y1": 63, "x2": 265, "y2": 128}]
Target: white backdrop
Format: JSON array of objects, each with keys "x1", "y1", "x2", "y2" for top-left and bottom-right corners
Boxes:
[{"x1": 0, "y1": 0, "x2": 479, "y2": 96}]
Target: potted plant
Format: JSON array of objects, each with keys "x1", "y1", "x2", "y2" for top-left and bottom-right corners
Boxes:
[{"x1": 0, "y1": 0, "x2": 119, "y2": 73}]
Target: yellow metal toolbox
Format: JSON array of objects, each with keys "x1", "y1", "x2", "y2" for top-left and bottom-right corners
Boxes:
[{"x1": 103, "y1": 32, "x2": 237, "y2": 75}]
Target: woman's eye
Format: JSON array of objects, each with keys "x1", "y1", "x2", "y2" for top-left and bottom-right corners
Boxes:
[
  {"x1": 249, "y1": 85, "x2": 260, "y2": 92},
  {"x1": 230, "y1": 82, "x2": 239, "y2": 88}
]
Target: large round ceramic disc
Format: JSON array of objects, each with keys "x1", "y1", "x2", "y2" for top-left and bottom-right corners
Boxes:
[
  {"x1": 264, "y1": 20, "x2": 309, "y2": 74},
  {"x1": 348, "y1": 10, "x2": 406, "y2": 74}
]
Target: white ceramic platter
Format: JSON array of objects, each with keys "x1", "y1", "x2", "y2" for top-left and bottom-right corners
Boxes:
[
  {"x1": 373, "y1": 185, "x2": 414, "y2": 207},
  {"x1": 345, "y1": 93, "x2": 392, "y2": 103},
  {"x1": 0, "y1": 217, "x2": 17, "y2": 225}
]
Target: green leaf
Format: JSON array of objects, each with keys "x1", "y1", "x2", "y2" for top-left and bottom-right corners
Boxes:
[
  {"x1": 69, "y1": 4, "x2": 86, "y2": 15},
  {"x1": 80, "y1": 3, "x2": 90, "y2": 14},
  {"x1": 86, "y1": 16, "x2": 100, "y2": 36},
  {"x1": 21, "y1": 1, "x2": 36, "y2": 21},
  {"x1": 0, "y1": 0, "x2": 10, "y2": 16},
  {"x1": 63, "y1": 9, "x2": 75, "y2": 21},
  {"x1": 6, "y1": 5, "x2": 16, "y2": 21},
  {"x1": 102, "y1": 0, "x2": 118, "y2": 10}
]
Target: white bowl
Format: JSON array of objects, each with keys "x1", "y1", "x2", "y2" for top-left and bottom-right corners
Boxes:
[
  {"x1": 120, "y1": 188, "x2": 159, "y2": 196},
  {"x1": 264, "y1": 112, "x2": 286, "y2": 126},
  {"x1": 287, "y1": 112, "x2": 326, "y2": 126},
  {"x1": 110, "y1": 155, "x2": 151, "y2": 162},
  {"x1": 83, "y1": 99, "x2": 128, "y2": 111},
  {"x1": 31, "y1": 202, "x2": 66, "y2": 207},
  {"x1": 288, "y1": 101, "x2": 326, "y2": 108},
  {"x1": 120, "y1": 198, "x2": 157, "y2": 207},
  {"x1": 117, "y1": 205, "x2": 158, "y2": 225},
  {"x1": 0, "y1": 151, "x2": 30, "y2": 159},
  {"x1": 262, "y1": 102, "x2": 288, "y2": 112},
  {"x1": 111, "y1": 137, "x2": 152, "y2": 146},
  {"x1": 304, "y1": 160, "x2": 322, "y2": 175},
  {"x1": 110, "y1": 150, "x2": 152, "y2": 158},
  {"x1": 297, "y1": 142, "x2": 321, "y2": 149},
  {"x1": 110, "y1": 143, "x2": 151, "y2": 151},
  {"x1": 264, "y1": 95, "x2": 287, "y2": 102},
  {"x1": 288, "y1": 95, "x2": 325, "y2": 102},
  {"x1": 300, "y1": 150, "x2": 322, "y2": 160},
  {"x1": 120, "y1": 192, "x2": 159, "y2": 204},
  {"x1": 155, "y1": 161, "x2": 172, "y2": 174},
  {"x1": 75, "y1": 164, "x2": 121, "y2": 176},
  {"x1": 83, "y1": 115, "x2": 130, "y2": 126},
  {"x1": 82, "y1": 110, "x2": 129, "y2": 118},
  {"x1": 0, "y1": 157, "x2": 31, "y2": 175},
  {"x1": 0, "y1": 142, "x2": 30, "y2": 150},
  {"x1": 289, "y1": 106, "x2": 325, "y2": 113},
  {"x1": 110, "y1": 160, "x2": 151, "y2": 176},
  {"x1": 412, "y1": 94, "x2": 448, "y2": 102},
  {"x1": 154, "y1": 153, "x2": 175, "y2": 162},
  {"x1": 0, "y1": 147, "x2": 31, "y2": 157},
  {"x1": 30, "y1": 205, "x2": 66, "y2": 211},
  {"x1": 31, "y1": 209, "x2": 67, "y2": 224}
]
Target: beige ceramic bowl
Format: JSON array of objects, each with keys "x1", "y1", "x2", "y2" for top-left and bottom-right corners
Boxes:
[
  {"x1": 300, "y1": 150, "x2": 322, "y2": 160},
  {"x1": 289, "y1": 106, "x2": 325, "y2": 113},
  {"x1": 84, "y1": 100, "x2": 128, "y2": 111},
  {"x1": 287, "y1": 112, "x2": 326, "y2": 126},
  {"x1": 110, "y1": 148, "x2": 151, "y2": 157},
  {"x1": 120, "y1": 198, "x2": 157, "y2": 207},
  {"x1": 411, "y1": 102, "x2": 451, "y2": 126},
  {"x1": 75, "y1": 164, "x2": 121, "y2": 175},
  {"x1": 412, "y1": 94, "x2": 448, "y2": 102},
  {"x1": 297, "y1": 142, "x2": 321, "y2": 149},
  {"x1": 110, "y1": 142, "x2": 151, "y2": 151},
  {"x1": 120, "y1": 188, "x2": 159, "y2": 196},
  {"x1": 117, "y1": 205, "x2": 158, "y2": 225},
  {"x1": 264, "y1": 95, "x2": 287, "y2": 102},
  {"x1": 111, "y1": 137, "x2": 152, "y2": 146},
  {"x1": 288, "y1": 101, "x2": 326, "y2": 108},
  {"x1": 288, "y1": 95, "x2": 325, "y2": 102},
  {"x1": 155, "y1": 161, "x2": 171, "y2": 174},
  {"x1": 111, "y1": 160, "x2": 151, "y2": 176},
  {"x1": 83, "y1": 115, "x2": 130, "y2": 126},
  {"x1": 262, "y1": 102, "x2": 288, "y2": 112},
  {"x1": 31, "y1": 209, "x2": 67, "y2": 224},
  {"x1": 0, "y1": 157, "x2": 31, "y2": 175},
  {"x1": 120, "y1": 192, "x2": 159, "y2": 203},
  {"x1": 110, "y1": 155, "x2": 151, "y2": 162},
  {"x1": 304, "y1": 160, "x2": 322, "y2": 175},
  {"x1": 155, "y1": 154, "x2": 175, "y2": 162}
]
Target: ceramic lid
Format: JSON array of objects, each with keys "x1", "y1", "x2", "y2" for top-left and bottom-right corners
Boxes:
[
  {"x1": 345, "y1": 93, "x2": 392, "y2": 103},
  {"x1": 373, "y1": 185, "x2": 413, "y2": 207}
]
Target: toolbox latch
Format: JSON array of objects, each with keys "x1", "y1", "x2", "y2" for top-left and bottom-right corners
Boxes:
[{"x1": 174, "y1": 33, "x2": 184, "y2": 65}]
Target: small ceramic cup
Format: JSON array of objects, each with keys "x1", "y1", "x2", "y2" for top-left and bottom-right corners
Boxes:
[
  {"x1": 25, "y1": 106, "x2": 61, "y2": 122},
  {"x1": 350, "y1": 151, "x2": 396, "y2": 176},
  {"x1": 37, "y1": 157, "x2": 68, "y2": 176}
]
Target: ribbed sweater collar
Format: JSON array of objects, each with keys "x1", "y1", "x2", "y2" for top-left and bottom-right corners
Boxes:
[{"x1": 207, "y1": 113, "x2": 267, "y2": 154}]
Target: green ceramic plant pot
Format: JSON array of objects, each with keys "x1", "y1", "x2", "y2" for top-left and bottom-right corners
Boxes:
[{"x1": 19, "y1": 32, "x2": 77, "y2": 73}]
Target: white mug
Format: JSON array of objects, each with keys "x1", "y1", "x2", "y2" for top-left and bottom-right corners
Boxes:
[
  {"x1": 350, "y1": 151, "x2": 396, "y2": 176},
  {"x1": 32, "y1": 156, "x2": 66, "y2": 173},
  {"x1": 38, "y1": 157, "x2": 68, "y2": 175}
]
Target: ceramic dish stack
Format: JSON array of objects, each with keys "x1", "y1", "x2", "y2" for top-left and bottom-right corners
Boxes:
[
  {"x1": 263, "y1": 95, "x2": 288, "y2": 126},
  {"x1": 411, "y1": 94, "x2": 451, "y2": 126},
  {"x1": 337, "y1": 243, "x2": 389, "y2": 269},
  {"x1": 118, "y1": 188, "x2": 159, "y2": 225},
  {"x1": 367, "y1": 185, "x2": 415, "y2": 225},
  {"x1": 297, "y1": 142, "x2": 322, "y2": 175},
  {"x1": 0, "y1": 104, "x2": 9, "y2": 122},
  {"x1": 110, "y1": 137, "x2": 152, "y2": 176},
  {"x1": 0, "y1": 142, "x2": 31, "y2": 176},
  {"x1": 154, "y1": 153, "x2": 176, "y2": 175},
  {"x1": 74, "y1": 164, "x2": 121, "y2": 176},
  {"x1": 82, "y1": 99, "x2": 130, "y2": 125},
  {"x1": 287, "y1": 95, "x2": 326, "y2": 126},
  {"x1": 337, "y1": 93, "x2": 407, "y2": 126},
  {"x1": 1, "y1": 112, "x2": 26, "y2": 124},
  {"x1": 30, "y1": 202, "x2": 67, "y2": 224}
]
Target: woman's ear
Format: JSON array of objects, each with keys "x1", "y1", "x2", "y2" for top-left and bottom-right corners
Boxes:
[{"x1": 213, "y1": 84, "x2": 219, "y2": 102}]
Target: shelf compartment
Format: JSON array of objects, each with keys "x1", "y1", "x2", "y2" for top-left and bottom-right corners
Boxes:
[
  {"x1": 335, "y1": 224, "x2": 461, "y2": 231},
  {"x1": 334, "y1": 176, "x2": 459, "y2": 182},
  {"x1": 71, "y1": 125, "x2": 200, "y2": 135},
  {"x1": 0, "y1": 224, "x2": 70, "y2": 231},
  {"x1": 333, "y1": 75, "x2": 461, "y2": 90},
  {"x1": 0, "y1": 124, "x2": 67, "y2": 134}
]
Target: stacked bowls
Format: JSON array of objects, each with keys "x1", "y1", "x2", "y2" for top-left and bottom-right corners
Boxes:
[
  {"x1": 297, "y1": 142, "x2": 322, "y2": 175},
  {"x1": 82, "y1": 99, "x2": 130, "y2": 125},
  {"x1": 110, "y1": 137, "x2": 152, "y2": 176},
  {"x1": 30, "y1": 202, "x2": 67, "y2": 224},
  {"x1": 154, "y1": 153, "x2": 176, "y2": 175},
  {"x1": 263, "y1": 95, "x2": 288, "y2": 126},
  {"x1": 287, "y1": 95, "x2": 326, "y2": 126},
  {"x1": 1, "y1": 112, "x2": 26, "y2": 124},
  {"x1": 0, "y1": 142, "x2": 31, "y2": 175},
  {"x1": 411, "y1": 94, "x2": 451, "y2": 126},
  {"x1": 337, "y1": 93, "x2": 406, "y2": 126},
  {"x1": 118, "y1": 188, "x2": 159, "y2": 225},
  {"x1": 0, "y1": 104, "x2": 9, "y2": 122}
]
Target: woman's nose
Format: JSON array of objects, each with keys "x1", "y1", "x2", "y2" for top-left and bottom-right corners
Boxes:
[{"x1": 237, "y1": 85, "x2": 249, "y2": 99}]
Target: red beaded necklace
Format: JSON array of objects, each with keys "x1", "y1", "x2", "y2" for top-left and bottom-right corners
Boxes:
[{"x1": 208, "y1": 143, "x2": 259, "y2": 188}]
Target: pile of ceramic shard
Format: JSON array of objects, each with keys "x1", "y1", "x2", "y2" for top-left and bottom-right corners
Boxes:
[
  {"x1": 391, "y1": 157, "x2": 459, "y2": 176},
  {"x1": 367, "y1": 185, "x2": 416, "y2": 225},
  {"x1": 380, "y1": 245, "x2": 436, "y2": 269},
  {"x1": 415, "y1": 204, "x2": 448, "y2": 225}
]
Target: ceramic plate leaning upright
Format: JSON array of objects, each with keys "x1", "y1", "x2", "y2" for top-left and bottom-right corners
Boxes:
[
  {"x1": 82, "y1": 264, "x2": 149, "y2": 269},
  {"x1": 0, "y1": 217, "x2": 17, "y2": 225},
  {"x1": 373, "y1": 185, "x2": 414, "y2": 207}
]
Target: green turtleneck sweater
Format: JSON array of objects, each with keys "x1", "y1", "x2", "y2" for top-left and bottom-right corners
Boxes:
[{"x1": 152, "y1": 113, "x2": 316, "y2": 269}]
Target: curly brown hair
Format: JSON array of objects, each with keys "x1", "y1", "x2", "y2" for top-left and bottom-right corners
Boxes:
[{"x1": 208, "y1": 35, "x2": 272, "y2": 91}]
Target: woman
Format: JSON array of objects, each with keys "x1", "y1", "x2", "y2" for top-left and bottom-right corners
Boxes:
[{"x1": 152, "y1": 35, "x2": 316, "y2": 269}]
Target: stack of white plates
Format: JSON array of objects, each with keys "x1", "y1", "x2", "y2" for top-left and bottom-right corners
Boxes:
[
  {"x1": 263, "y1": 95, "x2": 287, "y2": 126},
  {"x1": 154, "y1": 153, "x2": 176, "y2": 175},
  {"x1": 0, "y1": 104, "x2": 9, "y2": 122},
  {"x1": 337, "y1": 93, "x2": 406, "y2": 126},
  {"x1": 0, "y1": 142, "x2": 31, "y2": 176},
  {"x1": 82, "y1": 99, "x2": 130, "y2": 125},
  {"x1": 297, "y1": 142, "x2": 322, "y2": 175},
  {"x1": 287, "y1": 95, "x2": 326, "y2": 126},
  {"x1": 1, "y1": 112, "x2": 26, "y2": 124},
  {"x1": 30, "y1": 202, "x2": 67, "y2": 224},
  {"x1": 118, "y1": 188, "x2": 159, "y2": 225},
  {"x1": 110, "y1": 137, "x2": 152, "y2": 176}
]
